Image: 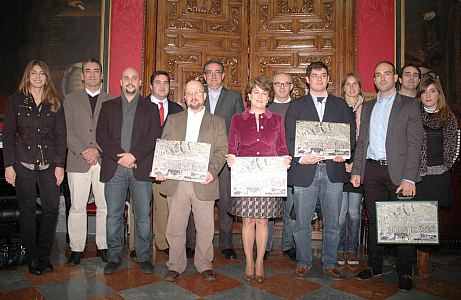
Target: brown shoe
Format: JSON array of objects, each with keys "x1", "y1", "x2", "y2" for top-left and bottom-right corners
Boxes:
[
  {"x1": 201, "y1": 269, "x2": 216, "y2": 281},
  {"x1": 164, "y1": 270, "x2": 179, "y2": 282},
  {"x1": 295, "y1": 266, "x2": 309, "y2": 279},
  {"x1": 324, "y1": 267, "x2": 343, "y2": 280}
]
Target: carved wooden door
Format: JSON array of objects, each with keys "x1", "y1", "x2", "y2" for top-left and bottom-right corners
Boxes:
[
  {"x1": 144, "y1": 0, "x2": 249, "y2": 104},
  {"x1": 249, "y1": 0, "x2": 355, "y2": 97},
  {"x1": 145, "y1": 0, "x2": 355, "y2": 101}
]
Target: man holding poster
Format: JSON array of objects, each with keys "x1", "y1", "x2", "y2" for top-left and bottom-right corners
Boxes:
[
  {"x1": 285, "y1": 61, "x2": 355, "y2": 280},
  {"x1": 156, "y1": 80, "x2": 227, "y2": 282}
]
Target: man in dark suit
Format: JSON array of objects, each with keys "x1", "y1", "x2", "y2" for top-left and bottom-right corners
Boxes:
[
  {"x1": 65, "y1": 58, "x2": 112, "y2": 265},
  {"x1": 148, "y1": 70, "x2": 183, "y2": 255},
  {"x1": 187, "y1": 59, "x2": 243, "y2": 260},
  {"x1": 285, "y1": 61, "x2": 355, "y2": 280},
  {"x1": 157, "y1": 80, "x2": 227, "y2": 282},
  {"x1": 351, "y1": 61, "x2": 423, "y2": 291},
  {"x1": 96, "y1": 67, "x2": 161, "y2": 274}
]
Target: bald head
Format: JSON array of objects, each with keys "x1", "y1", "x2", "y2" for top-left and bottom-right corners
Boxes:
[
  {"x1": 184, "y1": 80, "x2": 207, "y2": 112},
  {"x1": 120, "y1": 67, "x2": 141, "y2": 100}
]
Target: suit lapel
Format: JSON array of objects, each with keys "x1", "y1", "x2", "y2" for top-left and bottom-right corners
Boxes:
[
  {"x1": 176, "y1": 111, "x2": 187, "y2": 140},
  {"x1": 386, "y1": 94, "x2": 402, "y2": 141},
  {"x1": 213, "y1": 87, "x2": 227, "y2": 115},
  {"x1": 197, "y1": 112, "x2": 211, "y2": 143},
  {"x1": 304, "y1": 95, "x2": 320, "y2": 122}
]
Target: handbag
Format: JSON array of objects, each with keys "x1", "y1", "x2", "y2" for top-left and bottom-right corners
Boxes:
[{"x1": 0, "y1": 241, "x2": 27, "y2": 269}]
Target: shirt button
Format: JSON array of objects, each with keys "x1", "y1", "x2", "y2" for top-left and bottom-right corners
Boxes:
[
  {"x1": 256, "y1": 152, "x2": 260, "y2": 155},
  {"x1": 260, "y1": 126, "x2": 264, "y2": 129},
  {"x1": 256, "y1": 138, "x2": 260, "y2": 142}
]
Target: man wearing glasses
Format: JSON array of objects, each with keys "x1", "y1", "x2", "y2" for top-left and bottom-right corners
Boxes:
[
  {"x1": 188, "y1": 59, "x2": 243, "y2": 260},
  {"x1": 157, "y1": 80, "x2": 227, "y2": 281}
]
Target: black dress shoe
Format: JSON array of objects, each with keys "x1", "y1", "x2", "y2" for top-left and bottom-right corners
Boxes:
[
  {"x1": 164, "y1": 270, "x2": 180, "y2": 282},
  {"x1": 201, "y1": 269, "x2": 216, "y2": 281},
  {"x1": 28, "y1": 258, "x2": 43, "y2": 276},
  {"x1": 97, "y1": 249, "x2": 108, "y2": 263},
  {"x1": 104, "y1": 262, "x2": 121, "y2": 274},
  {"x1": 283, "y1": 248, "x2": 297, "y2": 261},
  {"x1": 68, "y1": 251, "x2": 83, "y2": 265},
  {"x1": 130, "y1": 250, "x2": 137, "y2": 258},
  {"x1": 398, "y1": 274, "x2": 413, "y2": 292},
  {"x1": 41, "y1": 258, "x2": 53, "y2": 272},
  {"x1": 221, "y1": 248, "x2": 237, "y2": 259},
  {"x1": 186, "y1": 247, "x2": 195, "y2": 258}
]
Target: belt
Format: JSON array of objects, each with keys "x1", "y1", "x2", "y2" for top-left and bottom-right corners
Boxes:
[{"x1": 367, "y1": 159, "x2": 388, "y2": 166}]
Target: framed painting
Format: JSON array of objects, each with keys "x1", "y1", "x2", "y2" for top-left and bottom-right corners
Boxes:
[
  {"x1": 396, "y1": 0, "x2": 461, "y2": 115},
  {"x1": 0, "y1": 0, "x2": 111, "y2": 116}
]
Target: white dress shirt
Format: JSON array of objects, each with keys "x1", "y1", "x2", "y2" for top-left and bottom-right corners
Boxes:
[
  {"x1": 186, "y1": 107, "x2": 205, "y2": 142},
  {"x1": 150, "y1": 95, "x2": 169, "y2": 123}
]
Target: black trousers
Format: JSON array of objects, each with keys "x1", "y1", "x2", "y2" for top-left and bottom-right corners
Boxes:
[
  {"x1": 363, "y1": 162, "x2": 415, "y2": 275},
  {"x1": 14, "y1": 163, "x2": 60, "y2": 260}
]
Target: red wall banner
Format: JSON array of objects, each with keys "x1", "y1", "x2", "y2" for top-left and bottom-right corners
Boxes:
[
  {"x1": 357, "y1": 0, "x2": 395, "y2": 93},
  {"x1": 108, "y1": 0, "x2": 145, "y2": 96}
]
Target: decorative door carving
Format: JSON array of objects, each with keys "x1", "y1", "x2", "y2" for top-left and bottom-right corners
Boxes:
[
  {"x1": 145, "y1": 0, "x2": 355, "y2": 101},
  {"x1": 144, "y1": 0, "x2": 249, "y2": 104}
]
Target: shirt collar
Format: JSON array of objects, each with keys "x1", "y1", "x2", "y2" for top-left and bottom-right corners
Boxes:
[
  {"x1": 242, "y1": 108, "x2": 272, "y2": 120},
  {"x1": 187, "y1": 106, "x2": 205, "y2": 116},
  {"x1": 86, "y1": 88, "x2": 100, "y2": 97},
  {"x1": 377, "y1": 90, "x2": 397, "y2": 103},
  {"x1": 150, "y1": 94, "x2": 167, "y2": 105},
  {"x1": 208, "y1": 86, "x2": 223, "y2": 95},
  {"x1": 310, "y1": 92, "x2": 328, "y2": 102},
  {"x1": 273, "y1": 97, "x2": 291, "y2": 104}
]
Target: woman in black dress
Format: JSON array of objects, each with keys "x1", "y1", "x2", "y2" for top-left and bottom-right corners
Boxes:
[
  {"x1": 415, "y1": 77, "x2": 460, "y2": 279},
  {"x1": 3, "y1": 60, "x2": 66, "y2": 275}
]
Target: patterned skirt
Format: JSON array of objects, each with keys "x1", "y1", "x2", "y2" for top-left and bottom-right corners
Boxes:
[{"x1": 228, "y1": 196, "x2": 283, "y2": 218}]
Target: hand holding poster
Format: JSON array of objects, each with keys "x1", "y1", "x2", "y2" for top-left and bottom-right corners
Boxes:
[
  {"x1": 376, "y1": 201, "x2": 439, "y2": 244},
  {"x1": 294, "y1": 121, "x2": 350, "y2": 159},
  {"x1": 150, "y1": 139, "x2": 211, "y2": 183}
]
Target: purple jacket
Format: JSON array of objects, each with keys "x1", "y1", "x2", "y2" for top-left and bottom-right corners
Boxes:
[{"x1": 228, "y1": 109, "x2": 288, "y2": 157}]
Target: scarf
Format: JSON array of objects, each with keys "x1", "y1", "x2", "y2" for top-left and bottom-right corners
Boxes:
[
  {"x1": 420, "y1": 105, "x2": 460, "y2": 176},
  {"x1": 344, "y1": 95, "x2": 363, "y2": 138}
]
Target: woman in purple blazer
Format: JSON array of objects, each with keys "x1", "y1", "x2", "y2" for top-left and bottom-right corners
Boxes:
[{"x1": 226, "y1": 76, "x2": 291, "y2": 283}]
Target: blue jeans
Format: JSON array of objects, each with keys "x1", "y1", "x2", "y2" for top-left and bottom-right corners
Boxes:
[
  {"x1": 338, "y1": 192, "x2": 362, "y2": 253},
  {"x1": 105, "y1": 166, "x2": 152, "y2": 264},
  {"x1": 281, "y1": 191, "x2": 295, "y2": 251},
  {"x1": 292, "y1": 164, "x2": 342, "y2": 269}
]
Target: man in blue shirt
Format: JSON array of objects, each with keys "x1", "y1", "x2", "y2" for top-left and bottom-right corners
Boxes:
[{"x1": 351, "y1": 61, "x2": 423, "y2": 291}]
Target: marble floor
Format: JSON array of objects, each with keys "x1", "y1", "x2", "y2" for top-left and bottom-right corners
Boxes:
[{"x1": 0, "y1": 233, "x2": 460, "y2": 300}]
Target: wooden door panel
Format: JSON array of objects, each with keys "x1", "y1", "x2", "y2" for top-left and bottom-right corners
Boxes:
[
  {"x1": 249, "y1": 0, "x2": 355, "y2": 97},
  {"x1": 146, "y1": 0, "x2": 248, "y2": 103}
]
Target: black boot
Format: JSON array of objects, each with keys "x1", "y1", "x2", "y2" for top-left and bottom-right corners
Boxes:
[{"x1": 28, "y1": 258, "x2": 43, "y2": 276}]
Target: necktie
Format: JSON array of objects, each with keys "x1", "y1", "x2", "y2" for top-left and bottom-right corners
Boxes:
[
  {"x1": 159, "y1": 102, "x2": 165, "y2": 126},
  {"x1": 317, "y1": 96, "x2": 325, "y2": 103}
]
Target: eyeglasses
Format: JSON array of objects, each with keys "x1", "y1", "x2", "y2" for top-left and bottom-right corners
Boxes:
[
  {"x1": 273, "y1": 82, "x2": 292, "y2": 87},
  {"x1": 185, "y1": 90, "x2": 205, "y2": 97},
  {"x1": 204, "y1": 70, "x2": 223, "y2": 76}
]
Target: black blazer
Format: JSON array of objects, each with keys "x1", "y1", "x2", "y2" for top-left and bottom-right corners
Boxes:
[
  {"x1": 285, "y1": 94, "x2": 356, "y2": 187},
  {"x1": 147, "y1": 95, "x2": 183, "y2": 133},
  {"x1": 96, "y1": 96, "x2": 161, "y2": 182},
  {"x1": 3, "y1": 93, "x2": 67, "y2": 168}
]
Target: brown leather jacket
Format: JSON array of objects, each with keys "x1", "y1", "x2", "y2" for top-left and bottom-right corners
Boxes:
[{"x1": 2, "y1": 93, "x2": 67, "y2": 168}]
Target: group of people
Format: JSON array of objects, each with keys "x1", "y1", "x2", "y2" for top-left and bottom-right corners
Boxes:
[{"x1": 2, "y1": 58, "x2": 459, "y2": 292}]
